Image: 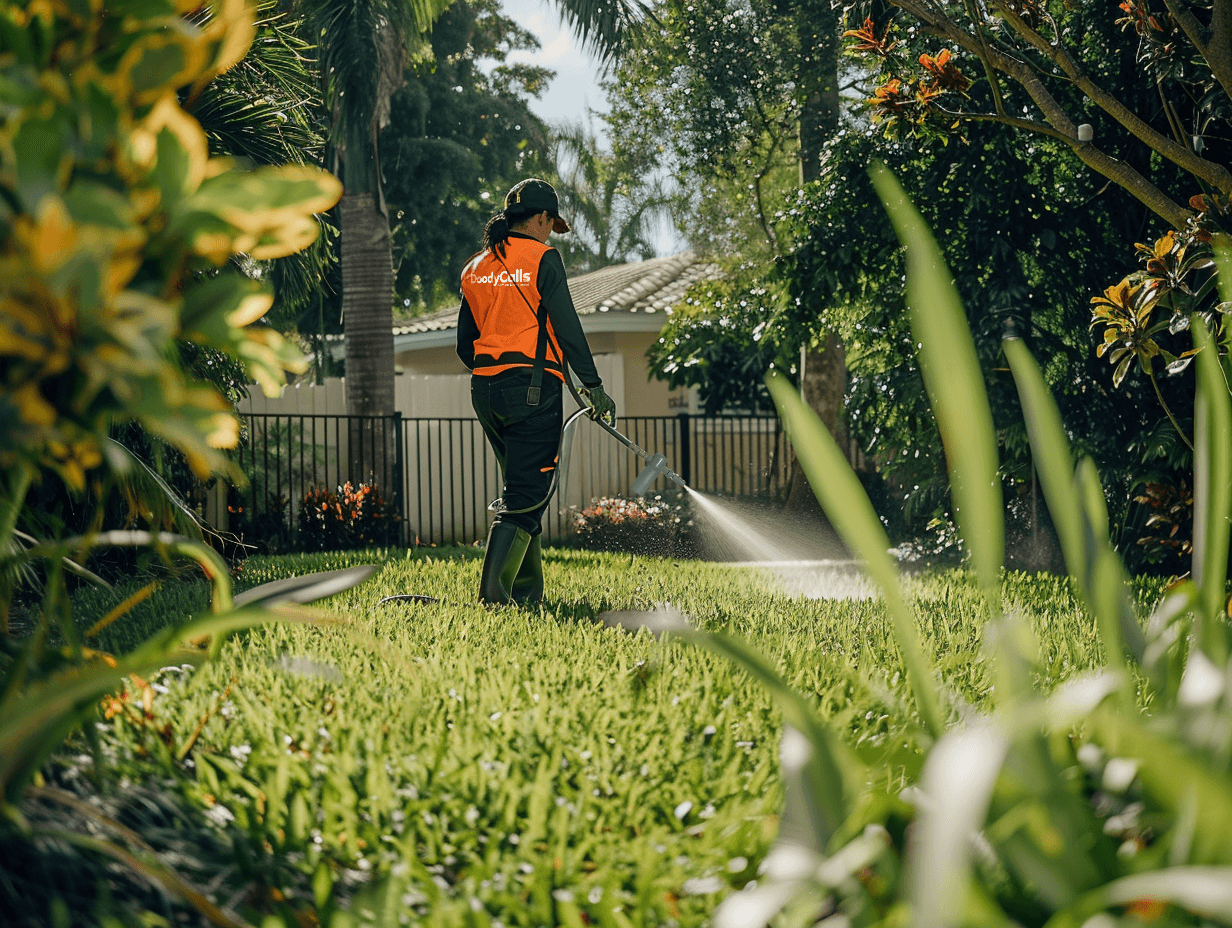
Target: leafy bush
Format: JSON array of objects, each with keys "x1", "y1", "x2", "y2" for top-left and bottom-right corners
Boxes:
[
  {"x1": 1131, "y1": 478, "x2": 1194, "y2": 572},
  {"x1": 0, "y1": 0, "x2": 379, "y2": 922},
  {"x1": 297, "y1": 481, "x2": 399, "y2": 551},
  {"x1": 570, "y1": 495, "x2": 684, "y2": 556},
  {"x1": 228, "y1": 486, "x2": 293, "y2": 554},
  {"x1": 698, "y1": 166, "x2": 1232, "y2": 928}
]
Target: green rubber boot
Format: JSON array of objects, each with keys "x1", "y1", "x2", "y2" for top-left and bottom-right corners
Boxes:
[
  {"x1": 511, "y1": 534, "x2": 543, "y2": 604},
  {"x1": 479, "y1": 521, "x2": 531, "y2": 604}
]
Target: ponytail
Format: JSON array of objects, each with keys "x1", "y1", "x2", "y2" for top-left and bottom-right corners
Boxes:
[{"x1": 482, "y1": 204, "x2": 538, "y2": 257}]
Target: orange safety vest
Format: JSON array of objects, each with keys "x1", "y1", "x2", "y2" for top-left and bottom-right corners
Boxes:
[{"x1": 460, "y1": 237, "x2": 565, "y2": 383}]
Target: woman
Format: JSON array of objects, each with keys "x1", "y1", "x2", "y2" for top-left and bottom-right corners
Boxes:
[{"x1": 457, "y1": 178, "x2": 616, "y2": 604}]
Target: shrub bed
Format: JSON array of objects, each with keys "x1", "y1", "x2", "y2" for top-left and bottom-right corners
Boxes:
[{"x1": 570, "y1": 495, "x2": 685, "y2": 557}]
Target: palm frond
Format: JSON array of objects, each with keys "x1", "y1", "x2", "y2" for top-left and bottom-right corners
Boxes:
[
  {"x1": 549, "y1": 0, "x2": 654, "y2": 65},
  {"x1": 305, "y1": 0, "x2": 451, "y2": 140}
]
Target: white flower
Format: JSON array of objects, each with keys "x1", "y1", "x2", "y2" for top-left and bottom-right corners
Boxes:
[{"x1": 674, "y1": 800, "x2": 693, "y2": 820}]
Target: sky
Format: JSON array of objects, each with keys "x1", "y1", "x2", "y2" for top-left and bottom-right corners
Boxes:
[
  {"x1": 498, "y1": 0, "x2": 610, "y2": 132},
  {"x1": 493, "y1": 1, "x2": 686, "y2": 255}
]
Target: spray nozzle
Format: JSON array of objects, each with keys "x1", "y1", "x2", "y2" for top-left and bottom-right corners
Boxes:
[{"x1": 631, "y1": 453, "x2": 687, "y2": 496}]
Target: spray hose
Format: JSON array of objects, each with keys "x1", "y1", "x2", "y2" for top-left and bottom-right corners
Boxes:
[{"x1": 488, "y1": 371, "x2": 687, "y2": 516}]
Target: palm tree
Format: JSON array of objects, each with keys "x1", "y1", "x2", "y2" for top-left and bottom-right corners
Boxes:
[
  {"x1": 551, "y1": 119, "x2": 669, "y2": 273},
  {"x1": 190, "y1": 0, "x2": 332, "y2": 325}
]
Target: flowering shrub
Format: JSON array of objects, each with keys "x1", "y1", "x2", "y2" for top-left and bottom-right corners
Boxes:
[
  {"x1": 298, "y1": 482, "x2": 399, "y2": 551},
  {"x1": 570, "y1": 496, "x2": 683, "y2": 556}
]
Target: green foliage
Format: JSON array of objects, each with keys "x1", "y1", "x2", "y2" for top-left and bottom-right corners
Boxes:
[
  {"x1": 0, "y1": 0, "x2": 342, "y2": 487},
  {"x1": 648, "y1": 261, "x2": 790, "y2": 414},
  {"x1": 835, "y1": 0, "x2": 1232, "y2": 555},
  {"x1": 0, "y1": 6, "x2": 372, "y2": 914},
  {"x1": 782, "y1": 124, "x2": 1186, "y2": 555},
  {"x1": 606, "y1": 0, "x2": 802, "y2": 258},
  {"x1": 840, "y1": 0, "x2": 1231, "y2": 223},
  {"x1": 703, "y1": 169, "x2": 1232, "y2": 927}
]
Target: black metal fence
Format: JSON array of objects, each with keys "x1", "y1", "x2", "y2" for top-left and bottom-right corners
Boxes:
[{"x1": 221, "y1": 412, "x2": 786, "y2": 551}]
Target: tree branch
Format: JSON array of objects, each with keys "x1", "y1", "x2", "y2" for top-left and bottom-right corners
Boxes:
[
  {"x1": 1164, "y1": 0, "x2": 1232, "y2": 105},
  {"x1": 944, "y1": 109, "x2": 1195, "y2": 227},
  {"x1": 961, "y1": 0, "x2": 1007, "y2": 117},
  {"x1": 750, "y1": 97, "x2": 783, "y2": 256},
  {"x1": 884, "y1": 0, "x2": 1221, "y2": 221},
  {"x1": 943, "y1": 109, "x2": 1071, "y2": 140},
  {"x1": 989, "y1": 0, "x2": 1232, "y2": 194}
]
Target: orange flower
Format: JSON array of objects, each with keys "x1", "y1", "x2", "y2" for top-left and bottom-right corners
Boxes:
[
  {"x1": 869, "y1": 78, "x2": 913, "y2": 114},
  {"x1": 843, "y1": 17, "x2": 896, "y2": 57},
  {"x1": 919, "y1": 49, "x2": 970, "y2": 93}
]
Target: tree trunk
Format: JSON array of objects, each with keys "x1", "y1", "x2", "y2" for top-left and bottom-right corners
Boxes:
[
  {"x1": 784, "y1": 336, "x2": 849, "y2": 514},
  {"x1": 340, "y1": 191, "x2": 396, "y2": 490},
  {"x1": 784, "y1": 0, "x2": 850, "y2": 514}
]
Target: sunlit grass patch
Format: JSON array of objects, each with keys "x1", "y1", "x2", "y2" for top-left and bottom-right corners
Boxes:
[{"x1": 50, "y1": 548, "x2": 1123, "y2": 926}]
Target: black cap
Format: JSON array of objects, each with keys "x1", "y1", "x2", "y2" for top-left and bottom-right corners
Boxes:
[{"x1": 504, "y1": 178, "x2": 570, "y2": 234}]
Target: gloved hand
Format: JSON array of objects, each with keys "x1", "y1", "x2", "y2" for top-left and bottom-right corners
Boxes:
[{"x1": 585, "y1": 383, "x2": 617, "y2": 427}]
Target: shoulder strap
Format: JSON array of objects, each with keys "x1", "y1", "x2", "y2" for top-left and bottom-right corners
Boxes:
[{"x1": 493, "y1": 248, "x2": 561, "y2": 406}]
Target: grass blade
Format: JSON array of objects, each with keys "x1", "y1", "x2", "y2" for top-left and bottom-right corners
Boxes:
[
  {"x1": 691, "y1": 630, "x2": 855, "y2": 845},
  {"x1": 232, "y1": 564, "x2": 379, "y2": 607},
  {"x1": 1005, "y1": 339, "x2": 1145, "y2": 681},
  {"x1": 870, "y1": 162, "x2": 1003, "y2": 599},
  {"x1": 1190, "y1": 315, "x2": 1232, "y2": 663},
  {"x1": 1090, "y1": 703, "x2": 1232, "y2": 865},
  {"x1": 766, "y1": 371, "x2": 944, "y2": 737},
  {"x1": 1002, "y1": 339, "x2": 1083, "y2": 574},
  {"x1": 1050, "y1": 867, "x2": 1232, "y2": 927},
  {"x1": 910, "y1": 722, "x2": 1009, "y2": 928}
]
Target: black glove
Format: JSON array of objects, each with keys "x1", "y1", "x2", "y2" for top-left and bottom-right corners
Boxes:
[{"x1": 585, "y1": 384, "x2": 616, "y2": 427}]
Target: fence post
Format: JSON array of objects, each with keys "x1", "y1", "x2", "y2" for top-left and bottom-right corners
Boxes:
[
  {"x1": 676, "y1": 412, "x2": 691, "y2": 488},
  {"x1": 392, "y1": 412, "x2": 405, "y2": 546}
]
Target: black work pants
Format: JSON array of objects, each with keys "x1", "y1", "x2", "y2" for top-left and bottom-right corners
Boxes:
[{"x1": 471, "y1": 368, "x2": 562, "y2": 535}]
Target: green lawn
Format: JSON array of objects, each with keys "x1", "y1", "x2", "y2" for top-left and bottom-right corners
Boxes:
[{"x1": 20, "y1": 548, "x2": 1162, "y2": 928}]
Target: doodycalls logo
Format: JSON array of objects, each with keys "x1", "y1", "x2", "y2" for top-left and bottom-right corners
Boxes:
[{"x1": 466, "y1": 267, "x2": 533, "y2": 287}]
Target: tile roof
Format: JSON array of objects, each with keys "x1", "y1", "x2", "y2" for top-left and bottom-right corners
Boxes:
[{"x1": 388, "y1": 250, "x2": 721, "y2": 337}]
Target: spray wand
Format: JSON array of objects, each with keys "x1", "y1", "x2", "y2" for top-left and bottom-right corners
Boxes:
[
  {"x1": 582, "y1": 406, "x2": 688, "y2": 495},
  {"x1": 484, "y1": 251, "x2": 688, "y2": 512},
  {"x1": 489, "y1": 376, "x2": 687, "y2": 517}
]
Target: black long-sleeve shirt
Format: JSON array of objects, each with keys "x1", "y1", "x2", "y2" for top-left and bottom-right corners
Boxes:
[{"x1": 456, "y1": 236, "x2": 602, "y2": 388}]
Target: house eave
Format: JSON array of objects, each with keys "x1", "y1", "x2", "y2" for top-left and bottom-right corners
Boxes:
[{"x1": 391, "y1": 311, "x2": 673, "y2": 355}]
